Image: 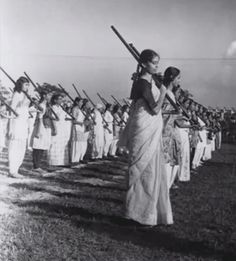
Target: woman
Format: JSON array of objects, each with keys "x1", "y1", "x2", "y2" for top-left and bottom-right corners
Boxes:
[
  {"x1": 118, "y1": 105, "x2": 130, "y2": 155},
  {"x1": 71, "y1": 97, "x2": 87, "y2": 163},
  {"x1": 31, "y1": 91, "x2": 54, "y2": 172},
  {"x1": 162, "y1": 67, "x2": 182, "y2": 189},
  {"x1": 103, "y1": 103, "x2": 113, "y2": 158},
  {"x1": 120, "y1": 49, "x2": 173, "y2": 226},
  {"x1": 48, "y1": 94, "x2": 71, "y2": 167},
  {"x1": 173, "y1": 87, "x2": 191, "y2": 182},
  {"x1": 8, "y1": 76, "x2": 30, "y2": 178},
  {"x1": 91, "y1": 103, "x2": 104, "y2": 160},
  {"x1": 0, "y1": 101, "x2": 13, "y2": 154},
  {"x1": 110, "y1": 104, "x2": 121, "y2": 157}
]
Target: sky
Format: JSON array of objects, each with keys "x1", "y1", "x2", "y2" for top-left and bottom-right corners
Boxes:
[{"x1": 0, "y1": 0, "x2": 236, "y2": 106}]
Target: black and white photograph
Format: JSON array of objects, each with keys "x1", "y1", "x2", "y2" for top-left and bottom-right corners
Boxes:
[{"x1": 0, "y1": 0, "x2": 236, "y2": 260}]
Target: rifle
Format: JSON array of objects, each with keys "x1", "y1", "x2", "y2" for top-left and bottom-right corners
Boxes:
[
  {"x1": 23, "y1": 73, "x2": 59, "y2": 121},
  {"x1": 58, "y1": 83, "x2": 74, "y2": 103},
  {"x1": 0, "y1": 93, "x2": 18, "y2": 117},
  {"x1": 97, "y1": 93, "x2": 124, "y2": 126},
  {"x1": 0, "y1": 66, "x2": 43, "y2": 112},
  {"x1": 111, "y1": 95, "x2": 122, "y2": 107},
  {"x1": 97, "y1": 93, "x2": 108, "y2": 106},
  {"x1": 60, "y1": 84, "x2": 96, "y2": 124},
  {"x1": 0, "y1": 66, "x2": 16, "y2": 85},
  {"x1": 110, "y1": 26, "x2": 181, "y2": 114},
  {"x1": 82, "y1": 90, "x2": 112, "y2": 133},
  {"x1": 129, "y1": 43, "x2": 192, "y2": 121},
  {"x1": 24, "y1": 73, "x2": 60, "y2": 136},
  {"x1": 59, "y1": 84, "x2": 96, "y2": 123},
  {"x1": 123, "y1": 98, "x2": 130, "y2": 108},
  {"x1": 72, "y1": 84, "x2": 82, "y2": 98}
]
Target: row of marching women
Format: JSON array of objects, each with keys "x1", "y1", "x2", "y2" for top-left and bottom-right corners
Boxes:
[
  {"x1": 0, "y1": 61, "x2": 222, "y2": 228},
  {"x1": 0, "y1": 76, "x2": 130, "y2": 178}
]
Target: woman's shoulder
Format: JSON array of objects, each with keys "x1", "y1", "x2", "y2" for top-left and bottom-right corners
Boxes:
[
  {"x1": 12, "y1": 91, "x2": 22, "y2": 99},
  {"x1": 136, "y1": 77, "x2": 151, "y2": 86}
]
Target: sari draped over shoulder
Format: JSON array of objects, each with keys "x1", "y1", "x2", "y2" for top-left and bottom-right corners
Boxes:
[
  {"x1": 122, "y1": 79, "x2": 173, "y2": 226},
  {"x1": 162, "y1": 90, "x2": 181, "y2": 166}
]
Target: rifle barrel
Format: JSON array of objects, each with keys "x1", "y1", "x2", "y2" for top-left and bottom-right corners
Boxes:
[
  {"x1": 72, "y1": 84, "x2": 82, "y2": 98},
  {"x1": 111, "y1": 26, "x2": 181, "y2": 113},
  {"x1": 0, "y1": 94, "x2": 18, "y2": 117},
  {"x1": 58, "y1": 84, "x2": 74, "y2": 102},
  {"x1": 0, "y1": 66, "x2": 16, "y2": 85},
  {"x1": 97, "y1": 93, "x2": 107, "y2": 106},
  {"x1": 24, "y1": 72, "x2": 38, "y2": 90},
  {"x1": 111, "y1": 95, "x2": 122, "y2": 107}
]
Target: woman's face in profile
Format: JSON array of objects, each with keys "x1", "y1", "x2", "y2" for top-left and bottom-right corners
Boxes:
[
  {"x1": 22, "y1": 82, "x2": 29, "y2": 92},
  {"x1": 173, "y1": 74, "x2": 181, "y2": 87},
  {"x1": 145, "y1": 56, "x2": 159, "y2": 75}
]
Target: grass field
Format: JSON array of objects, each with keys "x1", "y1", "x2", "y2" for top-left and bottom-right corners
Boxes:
[{"x1": 0, "y1": 144, "x2": 236, "y2": 261}]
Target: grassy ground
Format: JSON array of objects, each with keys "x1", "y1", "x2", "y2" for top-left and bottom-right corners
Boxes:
[{"x1": 0, "y1": 144, "x2": 236, "y2": 261}]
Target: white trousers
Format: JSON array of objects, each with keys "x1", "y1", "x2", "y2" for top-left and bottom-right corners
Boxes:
[
  {"x1": 8, "y1": 139, "x2": 27, "y2": 174},
  {"x1": 109, "y1": 139, "x2": 118, "y2": 156},
  {"x1": 166, "y1": 163, "x2": 179, "y2": 189},
  {"x1": 71, "y1": 141, "x2": 88, "y2": 162},
  {"x1": 81, "y1": 141, "x2": 88, "y2": 160},
  {"x1": 192, "y1": 142, "x2": 205, "y2": 168},
  {"x1": 71, "y1": 141, "x2": 83, "y2": 163},
  {"x1": 202, "y1": 143, "x2": 212, "y2": 161},
  {"x1": 103, "y1": 132, "x2": 113, "y2": 157}
]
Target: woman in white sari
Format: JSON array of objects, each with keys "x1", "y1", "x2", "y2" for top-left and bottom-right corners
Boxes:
[
  {"x1": 173, "y1": 87, "x2": 191, "y2": 182},
  {"x1": 120, "y1": 49, "x2": 173, "y2": 226},
  {"x1": 8, "y1": 77, "x2": 30, "y2": 178}
]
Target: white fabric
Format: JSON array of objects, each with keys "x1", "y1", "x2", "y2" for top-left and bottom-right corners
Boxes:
[
  {"x1": 48, "y1": 105, "x2": 69, "y2": 166},
  {"x1": 178, "y1": 127, "x2": 190, "y2": 182},
  {"x1": 27, "y1": 110, "x2": 37, "y2": 149},
  {"x1": 8, "y1": 92, "x2": 30, "y2": 174},
  {"x1": 103, "y1": 110, "x2": 113, "y2": 156},
  {"x1": 0, "y1": 117, "x2": 6, "y2": 148},
  {"x1": 192, "y1": 141, "x2": 204, "y2": 168},
  {"x1": 211, "y1": 135, "x2": 216, "y2": 151},
  {"x1": 91, "y1": 109, "x2": 104, "y2": 159},
  {"x1": 71, "y1": 107, "x2": 88, "y2": 163},
  {"x1": 109, "y1": 138, "x2": 118, "y2": 156},
  {"x1": 31, "y1": 102, "x2": 51, "y2": 150},
  {"x1": 121, "y1": 80, "x2": 173, "y2": 225},
  {"x1": 166, "y1": 163, "x2": 179, "y2": 189}
]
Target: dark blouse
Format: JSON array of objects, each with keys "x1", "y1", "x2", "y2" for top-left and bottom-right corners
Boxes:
[{"x1": 130, "y1": 78, "x2": 157, "y2": 111}]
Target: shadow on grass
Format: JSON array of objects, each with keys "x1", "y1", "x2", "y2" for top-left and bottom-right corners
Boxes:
[
  {"x1": 15, "y1": 200, "x2": 236, "y2": 261},
  {"x1": 10, "y1": 182, "x2": 124, "y2": 205}
]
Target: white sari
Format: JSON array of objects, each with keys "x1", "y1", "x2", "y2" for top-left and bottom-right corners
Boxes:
[{"x1": 121, "y1": 80, "x2": 173, "y2": 226}]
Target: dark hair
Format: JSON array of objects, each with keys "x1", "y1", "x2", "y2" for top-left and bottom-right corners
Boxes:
[
  {"x1": 139, "y1": 49, "x2": 160, "y2": 64},
  {"x1": 38, "y1": 91, "x2": 48, "y2": 103},
  {"x1": 172, "y1": 85, "x2": 180, "y2": 94},
  {"x1": 81, "y1": 98, "x2": 89, "y2": 110},
  {"x1": 14, "y1": 76, "x2": 29, "y2": 93},
  {"x1": 122, "y1": 105, "x2": 129, "y2": 112},
  {"x1": 73, "y1": 97, "x2": 82, "y2": 107},
  {"x1": 163, "y1": 67, "x2": 180, "y2": 86},
  {"x1": 112, "y1": 104, "x2": 120, "y2": 114},
  {"x1": 51, "y1": 94, "x2": 62, "y2": 105},
  {"x1": 105, "y1": 103, "x2": 112, "y2": 111}
]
